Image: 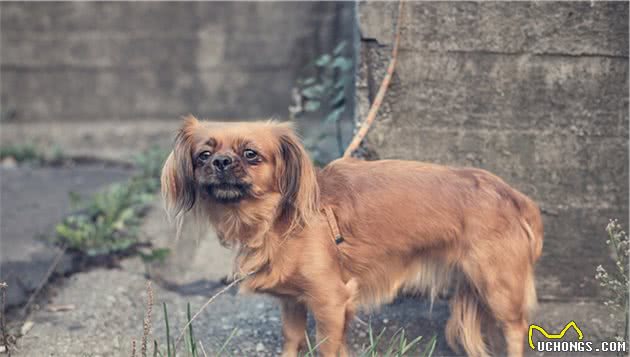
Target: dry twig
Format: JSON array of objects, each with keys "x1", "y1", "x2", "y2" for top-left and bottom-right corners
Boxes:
[
  {"x1": 1, "y1": 282, "x2": 11, "y2": 357},
  {"x1": 199, "y1": 340, "x2": 209, "y2": 357},
  {"x1": 141, "y1": 281, "x2": 154, "y2": 357},
  {"x1": 174, "y1": 271, "x2": 254, "y2": 350}
]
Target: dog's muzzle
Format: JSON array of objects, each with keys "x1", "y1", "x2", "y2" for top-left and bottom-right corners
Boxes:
[{"x1": 206, "y1": 182, "x2": 248, "y2": 203}]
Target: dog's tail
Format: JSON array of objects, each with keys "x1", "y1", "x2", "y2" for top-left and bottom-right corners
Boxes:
[
  {"x1": 446, "y1": 282, "x2": 490, "y2": 357},
  {"x1": 514, "y1": 190, "x2": 544, "y2": 264},
  {"x1": 520, "y1": 217, "x2": 543, "y2": 264},
  {"x1": 519, "y1": 199, "x2": 543, "y2": 316}
]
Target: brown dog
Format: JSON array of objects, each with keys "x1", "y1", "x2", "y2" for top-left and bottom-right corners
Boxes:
[{"x1": 161, "y1": 116, "x2": 543, "y2": 357}]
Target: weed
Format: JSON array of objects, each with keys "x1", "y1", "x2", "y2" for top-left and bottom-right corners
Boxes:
[
  {"x1": 0, "y1": 143, "x2": 63, "y2": 164},
  {"x1": 163, "y1": 303, "x2": 172, "y2": 357},
  {"x1": 55, "y1": 182, "x2": 153, "y2": 255},
  {"x1": 152, "y1": 301, "x2": 434, "y2": 357},
  {"x1": 53, "y1": 147, "x2": 169, "y2": 256},
  {"x1": 356, "y1": 323, "x2": 436, "y2": 357},
  {"x1": 140, "y1": 248, "x2": 171, "y2": 264},
  {"x1": 142, "y1": 282, "x2": 154, "y2": 357},
  {"x1": 290, "y1": 41, "x2": 353, "y2": 161},
  {"x1": 137, "y1": 271, "x2": 435, "y2": 357},
  {"x1": 215, "y1": 328, "x2": 237, "y2": 357},
  {"x1": 152, "y1": 301, "x2": 209, "y2": 357},
  {"x1": 149, "y1": 299, "x2": 434, "y2": 356},
  {"x1": 133, "y1": 147, "x2": 171, "y2": 193},
  {"x1": 595, "y1": 219, "x2": 629, "y2": 353},
  {"x1": 1, "y1": 282, "x2": 11, "y2": 357},
  {"x1": 302, "y1": 332, "x2": 327, "y2": 357},
  {"x1": 300, "y1": 323, "x2": 436, "y2": 357},
  {"x1": 0, "y1": 144, "x2": 38, "y2": 162}
]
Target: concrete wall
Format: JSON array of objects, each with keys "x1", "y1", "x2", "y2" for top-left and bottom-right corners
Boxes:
[
  {"x1": 356, "y1": 1, "x2": 629, "y2": 299},
  {"x1": 1, "y1": 2, "x2": 352, "y2": 122}
]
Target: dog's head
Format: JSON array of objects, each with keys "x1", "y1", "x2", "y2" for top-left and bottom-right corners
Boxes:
[{"x1": 161, "y1": 116, "x2": 319, "y2": 234}]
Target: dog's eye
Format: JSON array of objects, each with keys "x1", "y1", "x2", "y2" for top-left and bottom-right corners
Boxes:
[
  {"x1": 243, "y1": 149, "x2": 258, "y2": 161},
  {"x1": 198, "y1": 151, "x2": 211, "y2": 162}
]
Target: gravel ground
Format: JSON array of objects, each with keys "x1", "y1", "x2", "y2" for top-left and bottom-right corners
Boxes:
[
  {"x1": 12, "y1": 254, "x2": 620, "y2": 357},
  {"x1": 14, "y1": 257, "x2": 455, "y2": 357}
]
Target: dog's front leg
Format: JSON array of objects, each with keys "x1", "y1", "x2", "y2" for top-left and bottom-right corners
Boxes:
[
  {"x1": 309, "y1": 297, "x2": 351, "y2": 357},
  {"x1": 280, "y1": 298, "x2": 308, "y2": 357}
]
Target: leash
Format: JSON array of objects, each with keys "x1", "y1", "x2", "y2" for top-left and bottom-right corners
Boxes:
[
  {"x1": 331, "y1": 0, "x2": 406, "y2": 242},
  {"x1": 343, "y1": 0, "x2": 406, "y2": 158}
]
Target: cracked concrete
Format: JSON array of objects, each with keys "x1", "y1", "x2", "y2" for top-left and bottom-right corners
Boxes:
[{"x1": 0, "y1": 164, "x2": 134, "y2": 308}]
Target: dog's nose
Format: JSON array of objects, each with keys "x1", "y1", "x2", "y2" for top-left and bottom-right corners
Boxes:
[{"x1": 212, "y1": 155, "x2": 233, "y2": 171}]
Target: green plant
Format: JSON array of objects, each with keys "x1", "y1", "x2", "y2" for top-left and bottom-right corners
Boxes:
[
  {"x1": 290, "y1": 41, "x2": 353, "y2": 159},
  {"x1": 163, "y1": 302, "x2": 172, "y2": 357},
  {"x1": 184, "y1": 303, "x2": 198, "y2": 357},
  {"x1": 53, "y1": 147, "x2": 168, "y2": 256},
  {"x1": 152, "y1": 299, "x2": 435, "y2": 357},
  {"x1": 140, "y1": 248, "x2": 171, "y2": 264},
  {"x1": 595, "y1": 219, "x2": 629, "y2": 352},
  {"x1": 0, "y1": 143, "x2": 63, "y2": 164},
  {"x1": 150, "y1": 301, "x2": 234, "y2": 357},
  {"x1": 133, "y1": 147, "x2": 171, "y2": 192},
  {"x1": 356, "y1": 324, "x2": 436, "y2": 357},
  {"x1": 56, "y1": 182, "x2": 152, "y2": 255},
  {"x1": 0, "y1": 144, "x2": 38, "y2": 162}
]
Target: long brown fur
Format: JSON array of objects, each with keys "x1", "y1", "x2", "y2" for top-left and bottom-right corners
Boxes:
[{"x1": 161, "y1": 117, "x2": 543, "y2": 357}]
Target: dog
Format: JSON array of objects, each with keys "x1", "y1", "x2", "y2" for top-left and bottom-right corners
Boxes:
[{"x1": 161, "y1": 116, "x2": 543, "y2": 357}]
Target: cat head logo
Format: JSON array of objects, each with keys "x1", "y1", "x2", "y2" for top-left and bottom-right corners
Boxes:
[{"x1": 528, "y1": 321, "x2": 584, "y2": 350}]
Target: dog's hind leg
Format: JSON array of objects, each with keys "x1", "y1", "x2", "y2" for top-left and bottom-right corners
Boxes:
[
  {"x1": 445, "y1": 281, "x2": 491, "y2": 357},
  {"x1": 502, "y1": 319, "x2": 528, "y2": 357},
  {"x1": 459, "y1": 239, "x2": 534, "y2": 357},
  {"x1": 488, "y1": 269, "x2": 533, "y2": 357}
]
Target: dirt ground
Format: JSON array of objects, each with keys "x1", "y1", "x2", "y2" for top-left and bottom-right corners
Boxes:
[{"x1": 1, "y1": 163, "x2": 622, "y2": 356}]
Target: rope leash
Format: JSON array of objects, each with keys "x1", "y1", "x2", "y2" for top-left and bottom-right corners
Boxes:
[
  {"x1": 331, "y1": 0, "x2": 405, "y2": 248},
  {"x1": 343, "y1": 0, "x2": 406, "y2": 158}
]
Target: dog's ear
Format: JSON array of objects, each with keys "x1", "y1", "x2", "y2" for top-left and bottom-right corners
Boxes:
[
  {"x1": 161, "y1": 116, "x2": 199, "y2": 218},
  {"x1": 275, "y1": 128, "x2": 319, "y2": 234}
]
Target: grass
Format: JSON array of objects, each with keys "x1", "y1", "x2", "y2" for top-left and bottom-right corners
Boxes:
[
  {"x1": 357, "y1": 325, "x2": 436, "y2": 357},
  {"x1": 149, "y1": 304, "x2": 435, "y2": 357},
  {"x1": 136, "y1": 280, "x2": 435, "y2": 357},
  {"x1": 0, "y1": 143, "x2": 64, "y2": 164},
  {"x1": 53, "y1": 147, "x2": 170, "y2": 256}
]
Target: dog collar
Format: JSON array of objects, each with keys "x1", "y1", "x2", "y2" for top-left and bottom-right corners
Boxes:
[{"x1": 323, "y1": 206, "x2": 344, "y2": 245}]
